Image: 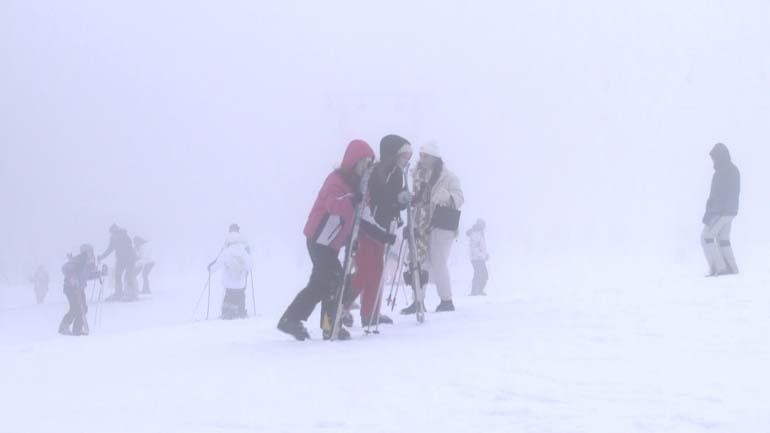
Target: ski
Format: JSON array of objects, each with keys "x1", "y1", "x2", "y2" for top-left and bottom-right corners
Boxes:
[
  {"x1": 328, "y1": 164, "x2": 375, "y2": 341},
  {"x1": 403, "y1": 164, "x2": 426, "y2": 324}
]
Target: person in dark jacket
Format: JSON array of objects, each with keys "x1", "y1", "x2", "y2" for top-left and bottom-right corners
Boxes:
[
  {"x1": 701, "y1": 143, "x2": 741, "y2": 276},
  {"x1": 277, "y1": 140, "x2": 375, "y2": 341},
  {"x1": 59, "y1": 244, "x2": 103, "y2": 336},
  {"x1": 98, "y1": 224, "x2": 139, "y2": 302},
  {"x1": 348, "y1": 134, "x2": 413, "y2": 328}
]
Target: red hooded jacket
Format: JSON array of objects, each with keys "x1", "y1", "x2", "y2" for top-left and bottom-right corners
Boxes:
[{"x1": 304, "y1": 140, "x2": 375, "y2": 251}]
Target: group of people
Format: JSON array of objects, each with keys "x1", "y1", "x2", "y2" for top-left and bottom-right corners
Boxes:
[
  {"x1": 50, "y1": 140, "x2": 736, "y2": 341},
  {"x1": 276, "y1": 135, "x2": 486, "y2": 341},
  {"x1": 57, "y1": 225, "x2": 155, "y2": 336}
]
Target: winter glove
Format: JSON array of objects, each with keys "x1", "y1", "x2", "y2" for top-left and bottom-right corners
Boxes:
[
  {"x1": 702, "y1": 212, "x2": 718, "y2": 226},
  {"x1": 397, "y1": 190, "x2": 413, "y2": 205}
]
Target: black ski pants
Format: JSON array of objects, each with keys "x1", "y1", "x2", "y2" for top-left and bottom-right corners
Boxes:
[
  {"x1": 282, "y1": 240, "x2": 348, "y2": 326},
  {"x1": 59, "y1": 286, "x2": 88, "y2": 335}
]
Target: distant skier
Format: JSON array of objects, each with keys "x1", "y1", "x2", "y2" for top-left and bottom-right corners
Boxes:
[
  {"x1": 277, "y1": 139, "x2": 375, "y2": 341},
  {"x1": 208, "y1": 224, "x2": 252, "y2": 320},
  {"x1": 59, "y1": 244, "x2": 103, "y2": 336},
  {"x1": 701, "y1": 143, "x2": 741, "y2": 277},
  {"x1": 133, "y1": 236, "x2": 155, "y2": 294},
  {"x1": 347, "y1": 134, "x2": 413, "y2": 328},
  {"x1": 467, "y1": 219, "x2": 489, "y2": 296},
  {"x1": 98, "y1": 224, "x2": 139, "y2": 301},
  {"x1": 29, "y1": 266, "x2": 50, "y2": 304},
  {"x1": 401, "y1": 141, "x2": 464, "y2": 314}
]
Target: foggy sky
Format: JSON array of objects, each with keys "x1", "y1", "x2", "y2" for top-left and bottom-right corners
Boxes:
[{"x1": 1, "y1": 1, "x2": 769, "y2": 283}]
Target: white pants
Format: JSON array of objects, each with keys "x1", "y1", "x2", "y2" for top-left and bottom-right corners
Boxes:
[
  {"x1": 701, "y1": 216, "x2": 738, "y2": 274},
  {"x1": 429, "y1": 229, "x2": 456, "y2": 302}
]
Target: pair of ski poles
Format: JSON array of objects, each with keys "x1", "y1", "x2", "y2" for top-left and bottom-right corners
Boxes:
[{"x1": 192, "y1": 270, "x2": 257, "y2": 321}]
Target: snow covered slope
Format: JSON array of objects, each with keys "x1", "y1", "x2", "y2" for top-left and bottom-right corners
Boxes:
[{"x1": 2, "y1": 265, "x2": 768, "y2": 433}]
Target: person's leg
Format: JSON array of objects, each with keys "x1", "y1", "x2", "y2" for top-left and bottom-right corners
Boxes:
[
  {"x1": 124, "y1": 261, "x2": 139, "y2": 300},
  {"x1": 479, "y1": 261, "x2": 489, "y2": 294},
  {"x1": 71, "y1": 289, "x2": 85, "y2": 335},
  {"x1": 59, "y1": 288, "x2": 78, "y2": 334},
  {"x1": 717, "y1": 217, "x2": 738, "y2": 274},
  {"x1": 142, "y1": 263, "x2": 154, "y2": 294},
  {"x1": 471, "y1": 261, "x2": 482, "y2": 295},
  {"x1": 702, "y1": 220, "x2": 725, "y2": 275},
  {"x1": 429, "y1": 229, "x2": 455, "y2": 302},
  {"x1": 282, "y1": 241, "x2": 342, "y2": 323},
  {"x1": 114, "y1": 262, "x2": 126, "y2": 296},
  {"x1": 705, "y1": 217, "x2": 733, "y2": 274},
  {"x1": 357, "y1": 236, "x2": 385, "y2": 324}
]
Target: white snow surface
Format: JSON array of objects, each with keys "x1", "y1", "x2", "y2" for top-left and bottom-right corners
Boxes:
[{"x1": 2, "y1": 259, "x2": 769, "y2": 433}]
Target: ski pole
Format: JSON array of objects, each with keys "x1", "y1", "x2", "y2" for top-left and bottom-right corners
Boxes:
[
  {"x1": 192, "y1": 275, "x2": 210, "y2": 321},
  {"x1": 206, "y1": 272, "x2": 211, "y2": 320},
  {"x1": 249, "y1": 271, "x2": 257, "y2": 318}
]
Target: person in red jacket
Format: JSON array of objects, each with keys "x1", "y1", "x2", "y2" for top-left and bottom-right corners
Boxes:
[{"x1": 277, "y1": 139, "x2": 375, "y2": 341}]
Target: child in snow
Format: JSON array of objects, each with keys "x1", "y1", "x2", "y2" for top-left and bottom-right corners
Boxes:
[
  {"x1": 133, "y1": 236, "x2": 155, "y2": 294},
  {"x1": 277, "y1": 139, "x2": 375, "y2": 341},
  {"x1": 30, "y1": 266, "x2": 50, "y2": 304},
  {"x1": 467, "y1": 219, "x2": 489, "y2": 296},
  {"x1": 208, "y1": 224, "x2": 253, "y2": 320},
  {"x1": 59, "y1": 244, "x2": 104, "y2": 336},
  {"x1": 347, "y1": 134, "x2": 413, "y2": 328}
]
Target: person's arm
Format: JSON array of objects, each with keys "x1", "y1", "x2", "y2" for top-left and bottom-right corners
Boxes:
[
  {"x1": 98, "y1": 238, "x2": 115, "y2": 261},
  {"x1": 322, "y1": 176, "x2": 355, "y2": 218},
  {"x1": 448, "y1": 174, "x2": 464, "y2": 209},
  {"x1": 704, "y1": 171, "x2": 725, "y2": 224}
]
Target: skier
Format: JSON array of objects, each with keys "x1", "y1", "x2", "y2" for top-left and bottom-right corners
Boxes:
[
  {"x1": 277, "y1": 139, "x2": 375, "y2": 341},
  {"x1": 467, "y1": 219, "x2": 489, "y2": 296},
  {"x1": 702, "y1": 143, "x2": 741, "y2": 277},
  {"x1": 345, "y1": 134, "x2": 413, "y2": 328},
  {"x1": 133, "y1": 236, "x2": 155, "y2": 294},
  {"x1": 401, "y1": 141, "x2": 464, "y2": 314},
  {"x1": 59, "y1": 244, "x2": 103, "y2": 336},
  {"x1": 208, "y1": 224, "x2": 252, "y2": 320},
  {"x1": 29, "y1": 266, "x2": 50, "y2": 304},
  {"x1": 98, "y1": 224, "x2": 139, "y2": 301}
]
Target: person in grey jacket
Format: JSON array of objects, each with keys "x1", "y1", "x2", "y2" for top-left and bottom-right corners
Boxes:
[
  {"x1": 98, "y1": 224, "x2": 138, "y2": 301},
  {"x1": 701, "y1": 143, "x2": 740, "y2": 276}
]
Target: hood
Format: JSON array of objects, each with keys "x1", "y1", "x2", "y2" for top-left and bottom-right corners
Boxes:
[
  {"x1": 341, "y1": 139, "x2": 375, "y2": 172},
  {"x1": 710, "y1": 143, "x2": 732, "y2": 167},
  {"x1": 379, "y1": 135, "x2": 410, "y2": 166}
]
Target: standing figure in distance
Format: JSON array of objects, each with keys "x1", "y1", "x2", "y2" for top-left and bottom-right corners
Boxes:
[{"x1": 701, "y1": 143, "x2": 741, "y2": 277}]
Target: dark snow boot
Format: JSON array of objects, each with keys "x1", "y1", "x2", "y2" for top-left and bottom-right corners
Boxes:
[
  {"x1": 277, "y1": 317, "x2": 310, "y2": 341},
  {"x1": 400, "y1": 301, "x2": 426, "y2": 315},
  {"x1": 435, "y1": 300, "x2": 455, "y2": 312},
  {"x1": 323, "y1": 326, "x2": 351, "y2": 341}
]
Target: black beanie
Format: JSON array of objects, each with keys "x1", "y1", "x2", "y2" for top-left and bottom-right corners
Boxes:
[{"x1": 379, "y1": 135, "x2": 409, "y2": 165}]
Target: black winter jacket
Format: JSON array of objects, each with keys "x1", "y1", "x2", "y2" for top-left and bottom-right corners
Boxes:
[{"x1": 703, "y1": 143, "x2": 740, "y2": 224}]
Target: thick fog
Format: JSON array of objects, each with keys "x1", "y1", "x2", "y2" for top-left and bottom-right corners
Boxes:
[{"x1": 2, "y1": 0, "x2": 769, "y2": 287}]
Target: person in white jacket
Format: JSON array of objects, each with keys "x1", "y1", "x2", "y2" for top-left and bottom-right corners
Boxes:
[
  {"x1": 467, "y1": 219, "x2": 489, "y2": 296},
  {"x1": 208, "y1": 224, "x2": 253, "y2": 320},
  {"x1": 401, "y1": 141, "x2": 464, "y2": 314},
  {"x1": 133, "y1": 236, "x2": 155, "y2": 294}
]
